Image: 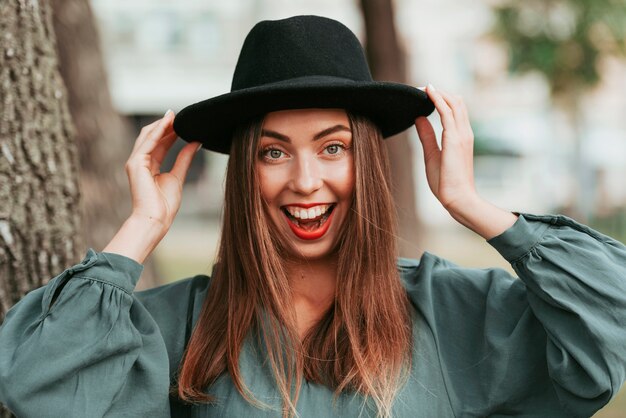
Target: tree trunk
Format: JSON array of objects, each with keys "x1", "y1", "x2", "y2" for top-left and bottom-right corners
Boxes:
[
  {"x1": 0, "y1": 0, "x2": 81, "y2": 321},
  {"x1": 360, "y1": 0, "x2": 424, "y2": 258},
  {"x1": 555, "y1": 90, "x2": 593, "y2": 224},
  {"x1": 50, "y1": 0, "x2": 159, "y2": 289},
  {"x1": 1, "y1": 1, "x2": 80, "y2": 415}
]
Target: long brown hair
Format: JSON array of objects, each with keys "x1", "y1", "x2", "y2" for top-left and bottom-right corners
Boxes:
[{"x1": 175, "y1": 111, "x2": 413, "y2": 418}]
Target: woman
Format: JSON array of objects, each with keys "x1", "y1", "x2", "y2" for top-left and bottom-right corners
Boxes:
[{"x1": 1, "y1": 15, "x2": 626, "y2": 418}]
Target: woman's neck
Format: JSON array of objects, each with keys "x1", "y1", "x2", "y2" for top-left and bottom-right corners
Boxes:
[
  {"x1": 285, "y1": 256, "x2": 337, "y2": 336},
  {"x1": 286, "y1": 256, "x2": 337, "y2": 306}
]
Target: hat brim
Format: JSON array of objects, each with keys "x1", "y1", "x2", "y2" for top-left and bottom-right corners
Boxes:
[{"x1": 173, "y1": 76, "x2": 435, "y2": 154}]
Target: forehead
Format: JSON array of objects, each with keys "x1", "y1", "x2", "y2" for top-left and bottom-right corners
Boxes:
[{"x1": 262, "y1": 108, "x2": 350, "y2": 133}]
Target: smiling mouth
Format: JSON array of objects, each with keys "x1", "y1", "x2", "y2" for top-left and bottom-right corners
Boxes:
[
  {"x1": 281, "y1": 204, "x2": 336, "y2": 231},
  {"x1": 281, "y1": 203, "x2": 336, "y2": 240}
]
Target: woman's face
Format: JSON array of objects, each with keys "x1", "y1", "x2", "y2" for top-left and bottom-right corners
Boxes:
[{"x1": 257, "y1": 108, "x2": 354, "y2": 261}]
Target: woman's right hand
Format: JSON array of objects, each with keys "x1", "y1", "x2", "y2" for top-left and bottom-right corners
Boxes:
[
  {"x1": 102, "y1": 110, "x2": 202, "y2": 263},
  {"x1": 125, "y1": 110, "x2": 201, "y2": 235}
]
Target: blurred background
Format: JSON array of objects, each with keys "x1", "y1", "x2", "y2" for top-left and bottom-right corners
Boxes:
[
  {"x1": 89, "y1": 1, "x2": 626, "y2": 414},
  {"x1": 88, "y1": 2, "x2": 626, "y2": 262},
  {"x1": 1, "y1": 0, "x2": 624, "y2": 415}
]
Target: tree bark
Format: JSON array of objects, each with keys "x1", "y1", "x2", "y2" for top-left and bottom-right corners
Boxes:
[
  {"x1": 0, "y1": 0, "x2": 81, "y2": 321},
  {"x1": 1, "y1": 1, "x2": 80, "y2": 415},
  {"x1": 360, "y1": 0, "x2": 424, "y2": 258},
  {"x1": 50, "y1": 0, "x2": 159, "y2": 289}
]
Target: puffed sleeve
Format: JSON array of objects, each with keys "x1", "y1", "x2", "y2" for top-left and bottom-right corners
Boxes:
[
  {"x1": 0, "y1": 249, "x2": 171, "y2": 418},
  {"x1": 401, "y1": 212, "x2": 626, "y2": 418}
]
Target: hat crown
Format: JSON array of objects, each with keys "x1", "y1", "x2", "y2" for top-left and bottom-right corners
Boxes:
[{"x1": 231, "y1": 15, "x2": 373, "y2": 91}]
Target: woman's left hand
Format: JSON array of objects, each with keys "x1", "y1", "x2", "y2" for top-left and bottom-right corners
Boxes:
[
  {"x1": 414, "y1": 84, "x2": 479, "y2": 214},
  {"x1": 415, "y1": 85, "x2": 519, "y2": 240}
]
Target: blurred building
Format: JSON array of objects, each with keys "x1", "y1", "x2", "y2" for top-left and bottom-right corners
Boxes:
[{"x1": 91, "y1": 0, "x2": 626, "y2": 227}]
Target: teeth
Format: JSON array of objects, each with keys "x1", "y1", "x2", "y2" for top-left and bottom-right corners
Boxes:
[{"x1": 284, "y1": 204, "x2": 332, "y2": 219}]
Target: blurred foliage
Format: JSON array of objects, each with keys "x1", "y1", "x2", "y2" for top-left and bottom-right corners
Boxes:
[
  {"x1": 490, "y1": 0, "x2": 626, "y2": 98},
  {"x1": 472, "y1": 122, "x2": 522, "y2": 157},
  {"x1": 473, "y1": 136, "x2": 521, "y2": 157},
  {"x1": 590, "y1": 207, "x2": 626, "y2": 244},
  {"x1": 489, "y1": 0, "x2": 626, "y2": 225}
]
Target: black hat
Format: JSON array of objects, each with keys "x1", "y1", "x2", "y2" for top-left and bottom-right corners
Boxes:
[{"x1": 173, "y1": 15, "x2": 434, "y2": 154}]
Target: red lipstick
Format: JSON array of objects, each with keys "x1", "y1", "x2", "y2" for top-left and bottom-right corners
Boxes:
[
  {"x1": 283, "y1": 202, "x2": 333, "y2": 209},
  {"x1": 283, "y1": 209, "x2": 335, "y2": 240}
]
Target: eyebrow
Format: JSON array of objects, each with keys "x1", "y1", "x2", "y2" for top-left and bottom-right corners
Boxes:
[{"x1": 260, "y1": 124, "x2": 352, "y2": 143}]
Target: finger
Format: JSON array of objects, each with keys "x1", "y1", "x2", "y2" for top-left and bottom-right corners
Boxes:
[
  {"x1": 131, "y1": 118, "x2": 165, "y2": 154},
  {"x1": 425, "y1": 85, "x2": 457, "y2": 135},
  {"x1": 170, "y1": 142, "x2": 202, "y2": 184},
  {"x1": 415, "y1": 116, "x2": 440, "y2": 160},
  {"x1": 133, "y1": 123, "x2": 175, "y2": 163},
  {"x1": 150, "y1": 131, "x2": 180, "y2": 174},
  {"x1": 438, "y1": 90, "x2": 471, "y2": 138},
  {"x1": 136, "y1": 111, "x2": 175, "y2": 156}
]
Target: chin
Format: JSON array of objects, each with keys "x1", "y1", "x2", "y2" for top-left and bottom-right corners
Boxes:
[
  {"x1": 281, "y1": 214, "x2": 341, "y2": 261},
  {"x1": 284, "y1": 241, "x2": 338, "y2": 262}
]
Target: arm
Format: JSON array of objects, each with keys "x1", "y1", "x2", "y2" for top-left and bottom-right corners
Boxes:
[
  {"x1": 446, "y1": 194, "x2": 519, "y2": 240},
  {"x1": 413, "y1": 84, "x2": 626, "y2": 416},
  {"x1": 486, "y1": 212, "x2": 626, "y2": 414},
  {"x1": 0, "y1": 111, "x2": 201, "y2": 416},
  {"x1": 405, "y1": 213, "x2": 626, "y2": 417},
  {"x1": 0, "y1": 250, "x2": 171, "y2": 418}
]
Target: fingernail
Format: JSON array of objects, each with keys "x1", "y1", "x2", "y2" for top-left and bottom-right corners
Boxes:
[
  {"x1": 417, "y1": 86, "x2": 426, "y2": 91},
  {"x1": 195, "y1": 143, "x2": 203, "y2": 153},
  {"x1": 427, "y1": 83, "x2": 436, "y2": 92},
  {"x1": 163, "y1": 109, "x2": 173, "y2": 117}
]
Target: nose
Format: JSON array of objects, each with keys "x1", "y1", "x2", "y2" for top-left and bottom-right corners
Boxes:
[{"x1": 288, "y1": 155, "x2": 323, "y2": 195}]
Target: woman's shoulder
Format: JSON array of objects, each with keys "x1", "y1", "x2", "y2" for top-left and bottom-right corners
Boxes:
[
  {"x1": 397, "y1": 251, "x2": 518, "y2": 288},
  {"x1": 397, "y1": 252, "x2": 530, "y2": 370},
  {"x1": 136, "y1": 273, "x2": 211, "y2": 305},
  {"x1": 397, "y1": 251, "x2": 525, "y2": 318},
  {"x1": 135, "y1": 272, "x2": 212, "y2": 331},
  {"x1": 134, "y1": 273, "x2": 213, "y2": 375}
]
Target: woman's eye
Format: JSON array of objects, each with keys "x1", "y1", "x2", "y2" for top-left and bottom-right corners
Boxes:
[
  {"x1": 324, "y1": 143, "x2": 346, "y2": 155},
  {"x1": 261, "y1": 148, "x2": 285, "y2": 161},
  {"x1": 269, "y1": 149, "x2": 283, "y2": 159}
]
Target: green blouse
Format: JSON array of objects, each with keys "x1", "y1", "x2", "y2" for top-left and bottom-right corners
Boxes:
[{"x1": 1, "y1": 212, "x2": 626, "y2": 417}]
